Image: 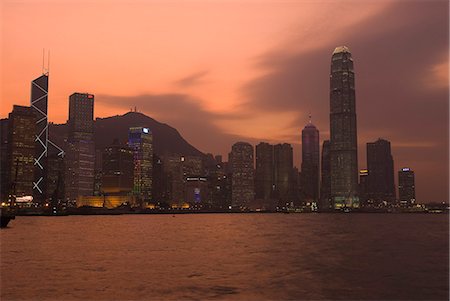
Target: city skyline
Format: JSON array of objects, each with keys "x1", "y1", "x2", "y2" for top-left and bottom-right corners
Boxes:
[{"x1": 2, "y1": 1, "x2": 448, "y2": 203}]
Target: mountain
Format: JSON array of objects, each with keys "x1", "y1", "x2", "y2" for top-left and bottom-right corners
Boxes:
[{"x1": 48, "y1": 112, "x2": 205, "y2": 157}]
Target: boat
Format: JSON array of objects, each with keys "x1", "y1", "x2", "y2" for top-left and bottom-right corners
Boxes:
[{"x1": 0, "y1": 206, "x2": 16, "y2": 228}]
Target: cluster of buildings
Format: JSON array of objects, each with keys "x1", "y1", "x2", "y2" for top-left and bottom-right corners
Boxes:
[{"x1": 1, "y1": 46, "x2": 417, "y2": 212}]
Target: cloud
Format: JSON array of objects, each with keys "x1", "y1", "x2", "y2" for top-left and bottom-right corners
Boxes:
[
  {"x1": 174, "y1": 70, "x2": 209, "y2": 87},
  {"x1": 95, "y1": 93, "x2": 252, "y2": 156},
  {"x1": 239, "y1": 1, "x2": 449, "y2": 201}
]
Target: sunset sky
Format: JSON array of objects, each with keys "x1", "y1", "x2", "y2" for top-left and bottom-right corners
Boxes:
[{"x1": 2, "y1": 0, "x2": 448, "y2": 202}]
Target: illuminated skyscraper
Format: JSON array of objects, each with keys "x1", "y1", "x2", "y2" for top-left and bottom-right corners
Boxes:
[
  {"x1": 329, "y1": 46, "x2": 359, "y2": 208},
  {"x1": 30, "y1": 73, "x2": 64, "y2": 201},
  {"x1": 398, "y1": 168, "x2": 415, "y2": 207},
  {"x1": 7, "y1": 105, "x2": 36, "y2": 198},
  {"x1": 301, "y1": 119, "x2": 319, "y2": 203},
  {"x1": 366, "y1": 138, "x2": 395, "y2": 203},
  {"x1": 65, "y1": 93, "x2": 95, "y2": 203},
  {"x1": 230, "y1": 142, "x2": 254, "y2": 209},
  {"x1": 128, "y1": 127, "x2": 153, "y2": 202}
]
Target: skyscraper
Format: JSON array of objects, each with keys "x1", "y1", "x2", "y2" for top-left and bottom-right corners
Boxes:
[
  {"x1": 102, "y1": 139, "x2": 134, "y2": 195},
  {"x1": 329, "y1": 46, "x2": 359, "y2": 209},
  {"x1": 398, "y1": 167, "x2": 415, "y2": 207},
  {"x1": 274, "y1": 143, "x2": 293, "y2": 206},
  {"x1": 366, "y1": 138, "x2": 395, "y2": 204},
  {"x1": 301, "y1": 119, "x2": 320, "y2": 203},
  {"x1": 230, "y1": 142, "x2": 254, "y2": 209},
  {"x1": 255, "y1": 142, "x2": 274, "y2": 202},
  {"x1": 358, "y1": 169, "x2": 369, "y2": 207},
  {"x1": 7, "y1": 105, "x2": 36, "y2": 198},
  {"x1": 320, "y1": 140, "x2": 331, "y2": 210},
  {"x1": 30, "y1": 73, "x2": 64, "y2": 202},
  {"x1": 128, "y1": 127, "x2": 153, "y2": 203},
  {"x1": 65, "y1": 93, "x2": 95, "y2": 203}
]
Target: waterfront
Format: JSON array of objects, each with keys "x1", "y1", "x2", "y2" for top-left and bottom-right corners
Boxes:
[{"x1": 1, "y1": 214, "x2": 448, "y2": 300}]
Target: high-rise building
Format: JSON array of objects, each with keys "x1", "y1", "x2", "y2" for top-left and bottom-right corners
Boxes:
[
  {"x1": 274, "y1": 143, "x2": 293, "y2": 206},
  {"x1": 329, "y1": 46, "x2": 359, "y2": 209},
  {"x1": 255, "y1": 142, "x2": 274, "y2": 202},
  {"x1": 230, "y1": 142, "x2": 254, "y2": 209},
  {"x1": 320, "y1": 140, "x2": 331, "y2": 210},
  {"x1": 366, "y1": 138, "x2": 395, "y2": 203},
  {"x1": 162, "y1": 155, "x2": 204, "y2": 207},
  {"x1": 7, "y1": 106, "x2": 36, "y2": 198},
  {"x1": 128, "y1": 127, "x2": 153, "y2": 202},
  {"x1": 301, "y1": 119, "x2": 320, "y2": 203},
  {"x1": 65, "y1": 93, "x2": 95, "y2": 203},
  {"x1": 1, "y1": 118, "x2": 10, "y2": 200},
  {"x1": 30, "y1": 73, "x2": 64, "y2": 202},
  {"x1": 358, "y1": 169, "x2": 369, "y2": 207},
  {"x1": 398, "y1": 167, "x2": 415, "y2": 207},
  {"x1": 101, "y1": 139, "x2": 134, "y2": 195}
]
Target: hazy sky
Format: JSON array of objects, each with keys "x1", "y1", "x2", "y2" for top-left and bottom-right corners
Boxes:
[{"x1": 2, "y1": 0, "x2": 448, "y2": 202}]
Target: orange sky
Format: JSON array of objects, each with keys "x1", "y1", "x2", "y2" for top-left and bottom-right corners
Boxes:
[{"x1": 1, "y1": 0, "x2": 448, "y2": 202}]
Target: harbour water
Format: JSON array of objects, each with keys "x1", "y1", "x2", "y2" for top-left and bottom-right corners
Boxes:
[{"x1": 1, "y1": 214, "x2": 448, "y2": 300}]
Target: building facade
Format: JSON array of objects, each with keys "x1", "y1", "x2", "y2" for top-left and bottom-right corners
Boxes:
[
  {"x1": 329, "y1": 46, "x2": 359, "y2": 208},
  {"x1": 320, "y1": 140, "x2": 331, "y2": 210},
  {"x1": 274, "y1": 143, "x2": 293, "y2": 206},
  {"x1": 30, "y1": 73, "x2": 64, "y2": 202},
  {"x1": 101, "y1": 139, "x2": 134, "y2": 195},
  {"x1": 255, "y1": 142, "x2": 274, "y2": 202},
  {"x1": 128, "y1": 127, "x2": 153, "y2": 203},
  {"x1": 398, "y1": 167, "x2": 415, "y2": 207},
  {"x1": 65, "y1": 93, "x2": 95, "y2": 203},
  {"x1": 230, "y1": 142, "x2": 254, "y2": 209},
  {"x1": 7, "y1": 105, "x2": 36, "y2": 198},
  {"x1": 366, "y1": 138, "x2": 395, "y2": 204},
  {"x1": 301, "y1": 120, "x2": 320, "y2": 203}
]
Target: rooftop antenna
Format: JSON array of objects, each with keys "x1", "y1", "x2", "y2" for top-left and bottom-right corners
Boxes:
[
  {"x1": 42, "y1": 49, "x2": 50, "y2": 75},
  {"x1": 47, "y1": 50, "x2": 50, "y2": 75},
  {"x1": 42, "y1": 48, "x2": 45, "y2": 74},
  {"x1": 308, "y1": 112, "x2": 312, "y2": 124}
]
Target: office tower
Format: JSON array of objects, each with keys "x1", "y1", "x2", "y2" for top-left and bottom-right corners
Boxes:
[
  {"x1": 162, "y1": 155, "x2": 203, "y2": 207},
  {"x1": 255, "y1": 142, "x2": 274, "y2": 202},
  {"x1": 274, "y1": 143, "x2": 293, "y2": 205},
  {"x1": 230, "y1": 142, "x2": 254, "y2": 209},
  {"x1": 208, "y1": 160, "x2": 231, "y2": 209},
  {"x1": 1, "y1": 119, "x2": 9, "y2": 200},
  {"x1": 6, "y1": 106, "x2": 36, "y2": 198},
  {"x1": 152, "y1": 155, "x2": 169, "y2": 206},
  {"x1": 359, "y1": 169, "x2": 369, "y2": 207},
  {"x1": 30, "y1": 73, "x2": 64, "y2": 201},
  {"x1": 366, "y1": 138, "x2": 395, "y2": 203},
  {"x1": 320, "y1": 140, "x2": 331, "y2": 210},
  {"x1": 101, "y1": 139, "x2": 134, "y2": 195},
  {"x1": 65, "y1": 93, "x2": 95, "y2": 203},
  {"x1": 301, "y1": 119, "x2": 320, "y2": 203},
  {"x1": 398, "y1": 168, "x2": 415, "y2": 207},
  {"x1": 128, "y1": 127, "x2": 153, "y2": 202},
  {"x1": 329, "y1": 46, "x2": 359, "y2": 208}
]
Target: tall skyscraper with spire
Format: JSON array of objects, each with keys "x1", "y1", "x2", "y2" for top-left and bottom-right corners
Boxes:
[
  {"x1": 301, "y1": 116, "x2": 319, "y2": 203},
  {"x1": 30, "y1": 69, "x2": 64, "y2": 203},
  {"x1": 329, "y1": 46, "x2": 359, "y2": 208}
]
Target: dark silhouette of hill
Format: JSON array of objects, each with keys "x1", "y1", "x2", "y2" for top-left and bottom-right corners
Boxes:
[{"x1": 48, "y1": 112, "x2": 205, "y2": 157}]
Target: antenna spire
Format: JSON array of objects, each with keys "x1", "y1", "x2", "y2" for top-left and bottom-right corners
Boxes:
[
  {"x1": 47, "y1": 50, "x2": 50, "y2": 75},
  {"x1": 42, "y1": 48, "x2": 45, "y2": 74},
  {"x1": 308, "y1": 112, "x2": 312, "y2": 124}
]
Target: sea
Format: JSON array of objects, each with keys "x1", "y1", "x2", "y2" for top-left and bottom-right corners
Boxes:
[{"x1": 1, "y1": 214, "x2": 449, "y2": 301}]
